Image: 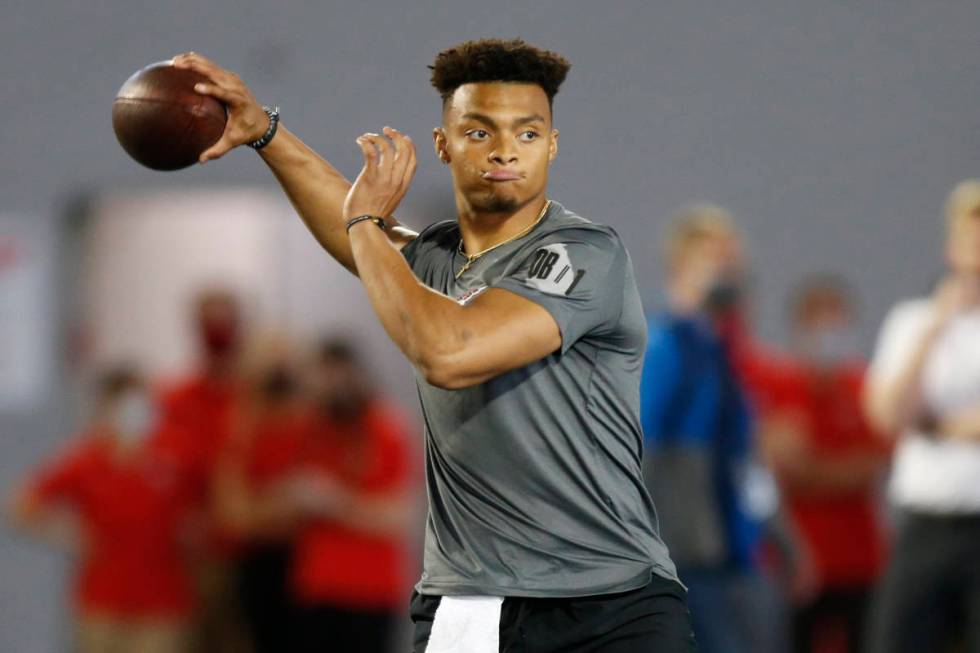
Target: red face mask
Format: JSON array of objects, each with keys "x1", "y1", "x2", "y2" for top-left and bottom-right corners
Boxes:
[{"x1": 200, "y1": 320, "x2": 238, "y2": 357}]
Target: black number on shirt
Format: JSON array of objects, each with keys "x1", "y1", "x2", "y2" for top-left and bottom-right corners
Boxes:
[
  {"x1": 529, "y1": 249, "x2": 560, "y2": 279},
  {"x1": 565, "y1": 270, "x2": 586, "y2": 296}
]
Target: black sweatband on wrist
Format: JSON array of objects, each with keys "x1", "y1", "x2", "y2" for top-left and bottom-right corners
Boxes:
[
  {"x1": 345, "y1": 215, "x2": 387, "y2": 233},
  {"x1": 247, "y1": 106, "x2": 280, "y2": 150}
]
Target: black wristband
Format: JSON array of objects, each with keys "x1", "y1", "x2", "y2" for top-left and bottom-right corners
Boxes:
[
  {"x1": 247, "y1": 106, "x2": 280, "y2": 150},
  {"x1": 345, "y1": 215, "x2": 387, "y2": 233}
]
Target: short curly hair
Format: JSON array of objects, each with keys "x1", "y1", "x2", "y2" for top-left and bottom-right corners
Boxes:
[{"x1": 430, "y1": 38, "x2": 571, "y2": 108}]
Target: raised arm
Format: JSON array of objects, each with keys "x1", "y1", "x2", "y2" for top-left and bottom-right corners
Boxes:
[
  {"x1": 864, "y1": 276, "x2": 978, "y2": 435},
  {"x1": 343, "y1": 128, "x2": 563, "y2": 389},
  {"x1": 171, "y1": 53, "x2": 416, "y2": 275}
]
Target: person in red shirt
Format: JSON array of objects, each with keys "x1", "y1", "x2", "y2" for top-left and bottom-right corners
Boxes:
[
  {"x1": 211, "y1": 333, "x2": 311, "y2": 653},
  {"x1": 757, "y1": 277, "x2": 892, "y2": 653},
  {"x1": 159, "y1": 287, "x2": 244, "y2": 498},
  {"x1": 9, "y1": 367, "x2": 196, "y2": 653},
  {"x1": 157, "y1": 287, "x2": 250, "y2": 653},
  {"x1": 288, "y1": 337, "x2": 414, "y2": 653}
]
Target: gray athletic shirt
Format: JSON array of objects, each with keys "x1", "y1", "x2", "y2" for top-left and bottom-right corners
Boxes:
[{"x1": 401, "y1": 200, "x2": 678, "y2": 597}]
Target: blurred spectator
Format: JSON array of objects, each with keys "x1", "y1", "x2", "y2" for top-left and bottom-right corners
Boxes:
[
  {"x1": 641, "y1": 204, "x2": 778, "y2": 653},
  {"x1": 212, "y1": 333, "x2": 310, "y2": 653},
  {"x1": 8, "y1": 367, "x2": 196, "y2": 653},
  {"x1": 160, "y1": 287, "x2": 244, "y2": 500},
  {"x1": 759, "y1": 276, "x2": 891, "y2": 653},
  {"x1": 287, "y1": 337, "x2": 413, "y2": 653},
  {"x1": 864, "y1": 180, "x2": 980, "y2": 653},
  {"x1": 158, "y1": 287, "x2": 250, "y2": 653}
]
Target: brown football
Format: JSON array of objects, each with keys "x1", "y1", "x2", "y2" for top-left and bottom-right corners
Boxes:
[{"x1": 112, "y1": 61, "x2": 227, "y2": 171}]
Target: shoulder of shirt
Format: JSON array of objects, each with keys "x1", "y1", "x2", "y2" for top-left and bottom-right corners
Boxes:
[
  {"x1": 526, "y1": 202, "x2": 624, "y2": 251},
  {"x1": 882, "y1": 297, "x2": 933, "y2": 330},
  {"x1": 411, "y1": 220, "x2": 459, "y2": 247}
]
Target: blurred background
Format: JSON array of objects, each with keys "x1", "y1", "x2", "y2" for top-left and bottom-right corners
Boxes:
[{"x1": 3, "y1": 1, "x2": 980, "y2": 651}]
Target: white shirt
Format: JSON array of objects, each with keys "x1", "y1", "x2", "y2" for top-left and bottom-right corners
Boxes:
[{"x1": 869, "y1": 299, "x2": 980, "y2": 514}]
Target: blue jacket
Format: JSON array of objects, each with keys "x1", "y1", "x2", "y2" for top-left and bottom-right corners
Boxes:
[{"x1": 640, "y1": 311, "x2": 760, "y2": 570}]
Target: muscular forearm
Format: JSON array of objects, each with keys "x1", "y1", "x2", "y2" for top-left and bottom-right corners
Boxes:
[
  {"x1": 348, "y1": 222, "x2": 470, "y2": 384},
  {"x1": 258, "y1": 127, "x2": 358, "y2": 272}
]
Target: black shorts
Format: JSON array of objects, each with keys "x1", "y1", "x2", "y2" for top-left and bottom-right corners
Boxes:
[{"x1": 411, "y1": 573, "x2": 697, "y2": 652}]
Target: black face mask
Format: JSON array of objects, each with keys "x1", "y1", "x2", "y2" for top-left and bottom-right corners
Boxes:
[
  {"x1": 260, "y1": 367, "x2": 296, "y2": 400},
  {"x1": 320, "y1": 393, "x2": 368, "y2": 422},
  {"x1": 703, "y1": 279, "x2": 743, "y2": 314}
]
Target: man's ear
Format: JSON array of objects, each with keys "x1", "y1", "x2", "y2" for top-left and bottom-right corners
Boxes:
[
  {"x1": 433, "y1": 127, "x2": 450, "y2": 164},
  {"x1": 549, "y1": 129, "x2": 559, "y2": 163}
]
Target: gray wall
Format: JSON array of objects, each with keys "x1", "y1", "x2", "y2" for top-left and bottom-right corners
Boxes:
[{"x1": 4, "y1": 1, "x2": 980, "y2": 650}]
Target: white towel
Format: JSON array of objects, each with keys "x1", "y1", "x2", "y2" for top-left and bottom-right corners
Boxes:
[{"x1": 426, "y1": 595, "x2": 504, "y2": 653}]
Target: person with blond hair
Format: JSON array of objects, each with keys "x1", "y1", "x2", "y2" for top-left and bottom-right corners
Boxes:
[
  {"x1": 864, "y1": 180, "x2": 980, "y2": 652},
  {"x1": 642, "y1": 204, "x2": 778, "y2": 653}
]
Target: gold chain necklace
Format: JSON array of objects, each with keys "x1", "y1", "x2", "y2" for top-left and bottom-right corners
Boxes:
[{"x1": 455, "y1": 200, "x2": 551, "y2": 279}]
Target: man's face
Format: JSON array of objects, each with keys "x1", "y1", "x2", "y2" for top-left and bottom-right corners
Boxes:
[
  {"x1": 947, "y1": 216, "x2": 980, "y2": 276},
  {"x1": 434, "y1": 82, "x2": 558, "y2": 214}
]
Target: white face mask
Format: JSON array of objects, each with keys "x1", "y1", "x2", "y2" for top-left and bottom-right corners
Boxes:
[
  {"x1": 802, "y1": 326, "x2": 859, "y2": 367},
  {"x1": 113, "y1": 391, "x2": 157, "y2": 443}
]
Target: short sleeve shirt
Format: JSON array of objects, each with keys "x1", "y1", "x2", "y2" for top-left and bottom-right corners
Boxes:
[
  {"x1": 869, "y1": 299, "x2": 980, "y2": 513},
  {"x1": 29, "y1": 432, "x2": 196, "y2": 617},
  {"x1": 401, "y1": 200, "x2": 677, "y2": 597},
  {"x1": 291, "y1": 401, "x2": 412, "y2": 609}
]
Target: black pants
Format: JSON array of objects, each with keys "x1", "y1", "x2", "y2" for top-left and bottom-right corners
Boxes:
[
  {"x1": 411, "y1": 573, "x2": 697, "y2": 652},
  {"x1": 296, "y1": 603, "x2": 398, "y2": 653},
  {"x1": 238, "y1": 544, "x2": 297, "y2": 653},
  {"x1": 866, "y1": 512, "x2": 980, "y2": 653},
  {"x1": 792, "y1": 587, "x2": 870, "y2": 653}
]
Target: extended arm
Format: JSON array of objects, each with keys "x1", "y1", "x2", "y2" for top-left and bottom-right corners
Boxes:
[
  {"x1": 170, "y1": 54, "x2": 560, "y2": 386},
  {"x1": 172, "y1": 53, "x2": 416, "y2": 275}
]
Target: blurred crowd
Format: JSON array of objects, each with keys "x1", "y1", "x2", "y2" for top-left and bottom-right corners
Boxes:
[
  {"x1": 8, "y1": 178, "x2": 980, "y2": 653},
  {"x1": 641, "y1": 179, "x2": 980, "y2": 653},
  {"x1": 9, "y1": 290, "x2": 416, "y2": 653}
]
